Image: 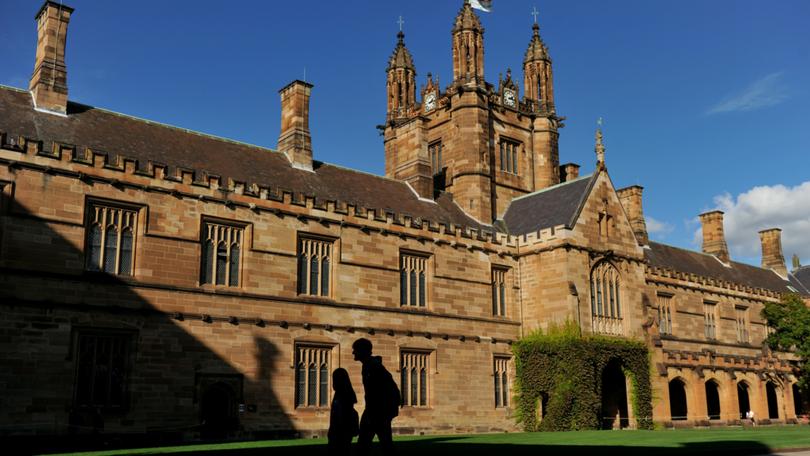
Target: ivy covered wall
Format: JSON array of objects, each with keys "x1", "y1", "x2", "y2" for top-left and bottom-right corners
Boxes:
[{"x1": 513, "y1": 325, "x2": 654, "y2": 431}]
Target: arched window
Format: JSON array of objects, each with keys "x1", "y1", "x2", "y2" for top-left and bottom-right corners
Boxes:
[
  {"x1": 104, "y1": 225, "x2": 118, "y2": 273},
  {"x1": 216, "y1": 242, "x2": 228, "y2": 285},
  {"x1": 119, "y1": 228, "x2": 133, "y2": 276},
  {"x1": 88, "y1": 224, "x2": 102, "y2": 271},
  {"x1": 590, "y1": 261, "x2": 623, "y2": 335},
  {"x1": 201, "y1": 222, "x2": 244, "y2": 287},
  {"x1": 228, "y1": 243, "x2": 240, "y2": 287}
]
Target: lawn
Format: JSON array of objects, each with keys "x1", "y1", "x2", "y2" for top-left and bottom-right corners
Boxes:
[{"x1": 41, "y1": 427, "x2": 810, "y2": 456}]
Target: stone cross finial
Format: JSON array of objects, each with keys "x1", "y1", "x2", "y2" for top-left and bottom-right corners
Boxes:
[
  {"x1": 532, "y1": 6, "x2": 539, "y2": 24},
  {"x1": 595, "y1": 118, "x2": 606, "y2": 166},
  {"x1": 397, "y1": 16, "x2": 404, "y2": 32}
]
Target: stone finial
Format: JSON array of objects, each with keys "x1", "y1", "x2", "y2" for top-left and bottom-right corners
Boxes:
[
  {"x1": 595, "y1": 121, "x2": 606, "y2": 169},
  {"x1": 793, "y1": 254, "x2": 802, "y2": 270}
]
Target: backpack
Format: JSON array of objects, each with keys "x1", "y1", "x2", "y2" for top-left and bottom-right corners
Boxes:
[{"x1": 385, "y1": 370, "x2": 401, "y2": 418}]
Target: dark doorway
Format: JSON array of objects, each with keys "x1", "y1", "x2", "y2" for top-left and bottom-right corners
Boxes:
[
  {"x1": 737, "y1": 382, "x2": 751, "y2": 420},
  {"x1": 601, "y1": 360, "x2": 629, "y2": 429},
  {"x1": 668, "y1": 378, "x2": 688, "y2": 421},
  {"x1": 538, "y1": 392, "x2": 549, "y2": 420},
  {"x1": 766, "y1": 382, "x2": 779, "y2": 420},
  {"x1": 793, "y1": 384, "x2": 806, "y2": 417},
  {"x1": 705, "y1": 380, "x2": 721, "y2": 420},
  {"x1": 200, "y1": 382, "x2": 238, "y2": 439}
]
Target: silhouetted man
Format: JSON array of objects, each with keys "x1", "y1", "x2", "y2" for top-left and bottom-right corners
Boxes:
[{"x1": 353, "y1": 338, "x2": 399, "y2": 455}]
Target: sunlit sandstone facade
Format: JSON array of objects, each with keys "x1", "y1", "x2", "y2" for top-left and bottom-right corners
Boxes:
[{"x1": 0, "y1": 1, "x2": 808, "y2": 441}]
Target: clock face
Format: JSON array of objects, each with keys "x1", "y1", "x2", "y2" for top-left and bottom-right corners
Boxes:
[
  {"x1": 503, "y1": 89, "x2": 516, "y2": 107},
  {"x1": 424, "y1": 92, "x2": 437, "y2": 112}
]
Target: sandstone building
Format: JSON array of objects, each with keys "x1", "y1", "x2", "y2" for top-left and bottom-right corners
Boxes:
[{"x1": 1, "y1": 1, "x2": 808, "y2": 442}]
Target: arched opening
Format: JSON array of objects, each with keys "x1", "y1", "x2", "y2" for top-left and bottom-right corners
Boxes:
[
  {"x1": 705, "y1": 380, "x2": 721, "y2": 420},
  {"x1": 537, "y1": 392, "x2": 549, "y2": 421},
  {"x1": 200, "y1": 382, "x2": 238, "y2": 440},
  {"x1": 766, "y1": 382, "x2": 780, "y2": 420},
  {"x1": 737, "y1": 382, "x2": 751, "y2": 420},
  {"x1": 668, "y1": 378, "x2": 688, "y2": 421},
  {"x1": 793, "y1": 384, "x2": 806, "y2": 417},
  {"x1": 601, "y1": 359, "x2": 629, "y2": 429}
]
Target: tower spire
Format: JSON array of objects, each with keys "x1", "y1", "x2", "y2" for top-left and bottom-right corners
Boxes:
[
  {"x1": 523, "y1": 11, "x2": 554, "y2": 113},
  {"x1": 595, "y1": 118, "x2": 606, "y2": 169},
  {"x1": 386, "y1": 26, "x2": 416, "y2": 121},
  {"x1": 452, "y1": 1, "x2": 485, "y2": 84}
]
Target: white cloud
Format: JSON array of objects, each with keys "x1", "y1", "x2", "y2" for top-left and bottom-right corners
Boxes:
[
  {"x1": 706, "y1": 72, "x2": 789, "y2": 115},
  {"x1": 699, "y1": 182, "x2": 810, "y2": 266},
  {"x1": 645, "y1": 216, "x2": 674, "y2": 240}
]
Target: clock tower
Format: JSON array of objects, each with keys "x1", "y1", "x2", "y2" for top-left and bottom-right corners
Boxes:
[{"x1": 384, "y1": 3, "x2": 565, "y2": 222}]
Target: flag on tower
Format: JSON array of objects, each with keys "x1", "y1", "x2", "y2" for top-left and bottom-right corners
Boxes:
[{"x1": 469, "y1": 0, "x2": 493, "y2": 12}]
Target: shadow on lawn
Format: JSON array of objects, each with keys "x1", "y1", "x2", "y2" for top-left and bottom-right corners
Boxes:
[{"x1": 52, "y1": 436, "x2": 780, "y2": 456}]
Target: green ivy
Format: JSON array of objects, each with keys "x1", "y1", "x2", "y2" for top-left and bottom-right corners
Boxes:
[{"x1": 512, "y1": 322, "x2": 653, "y2": 431}]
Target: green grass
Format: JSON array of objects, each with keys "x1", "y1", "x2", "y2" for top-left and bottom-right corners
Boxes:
[{"x1": 42, "y1": 427, "x2": 810, "y2": 456}]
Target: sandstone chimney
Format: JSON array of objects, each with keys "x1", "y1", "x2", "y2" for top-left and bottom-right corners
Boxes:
[
  {"x1": 617, "y1": 185, "x2": 649, "y2": 246},
  {"x1": 759, "y1": 228, "x2": 787, "y2": 277},
  {"x1": 30, "y1": 1, "x2": 74, "y2": 115},
  {"x1": 699, "y1": 210, "x2": 729, "y2": 263},
  {"x1": 560, "y1": 163, "x2": 580, "y2": 182},
  {"x1": 278, "y1": 80, "x2": 314, "y2": 171}
]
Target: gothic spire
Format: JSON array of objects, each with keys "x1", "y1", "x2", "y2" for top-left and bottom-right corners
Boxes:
[
  {"x1": 453, "y1": 1, "x2": 484, "y2": 33},
  {"x1": 387, "y1": 31, "x2": 415, "y2": 72},
  {"x1": 524, "y1": 22, "x2": 549, "y2": 64}
]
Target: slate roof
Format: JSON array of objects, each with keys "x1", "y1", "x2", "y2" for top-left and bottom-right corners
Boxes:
[
  {"x1": 502, "y1": 173, "x2": 595, "y2": 235},
  {"x1": 646, "y1": 241, "x2": 800, "y2": 295},
  {"x1": 789, "y1": 266, "x2": 810, "y2": 295},
  {"x1": 0, "y1": 86, "x2": 483, "y2": 230}
]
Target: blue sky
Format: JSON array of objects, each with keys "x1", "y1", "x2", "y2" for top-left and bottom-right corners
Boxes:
[{"x1": 2, "y1": 0, "x2": 808, "y2": 268}]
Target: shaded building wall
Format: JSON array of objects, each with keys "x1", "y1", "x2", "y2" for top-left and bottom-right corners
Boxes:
[{"x1": 0, "y1": 149, "x2": 521, "y2": 437}]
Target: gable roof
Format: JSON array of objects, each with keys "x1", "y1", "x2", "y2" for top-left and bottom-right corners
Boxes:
[
  {"x1": 645, "y1": 241, "x2": 800, "y2": 295},
  {"x1": 502, "y1": 173, "x2": 595, "y2": 235},
  {"x1": 0, "y1": 86, "x2": 484, "y2": 230}
]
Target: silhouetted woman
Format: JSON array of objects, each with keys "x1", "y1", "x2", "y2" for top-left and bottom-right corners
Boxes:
[{"x1": 328, "y1": 367, "x2": 359, "y2": 455}]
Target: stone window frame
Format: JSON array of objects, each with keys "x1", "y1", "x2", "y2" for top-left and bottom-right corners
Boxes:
[
  {"x1": 590, "y1": 260, "x2": 623, "y2": 336},
  {"x1": 70, "y1": 327, "x2": 136, "y2": 412},
  {"x1": 294, "y1": 343, "x2": 334, "y2": 409},
  {"x1": 296, "y1": 234, "x2": 336, "y2": 298},
  {"x1": 200, "y1": 217, "x2": 248, "y2": 288},
  {"x1": 400, "y1": 250, "x2": 430, "y2": 309},
  {"x1": 84, "y1": 198, "x2": 143, "y2": 277},
  {"x1": 499, "y1": 137, "x2": 521, "y2": 175},
  {"x1": 735, "y1": 305, "x2": 750, "y2": 344},
  {"x1": 492, "y1": 265, "x2": 509, "y2": 317},
  {"x1": 429, "y1": 140, "x2": 444, "y2": 176},
  {"x1": 657, "y1": 292, "x2": 674, "y2": 336},
  {"x1": 493, "y1": 355, "x2": 511, "y2": 408},
  {"x1": 703, "y1": 301, "x2": 718, "y2": 340},
  {"x1": 399, "y1": 349, "x2": 432, "y2": 408}
]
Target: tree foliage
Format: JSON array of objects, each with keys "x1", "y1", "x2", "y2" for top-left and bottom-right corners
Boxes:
[
  {"x1": 512, "y1": 322, "x2": 653, "y2": 431},
  {"x1": 763, "y1": 293, "x2": 810, "y2": 388}
]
